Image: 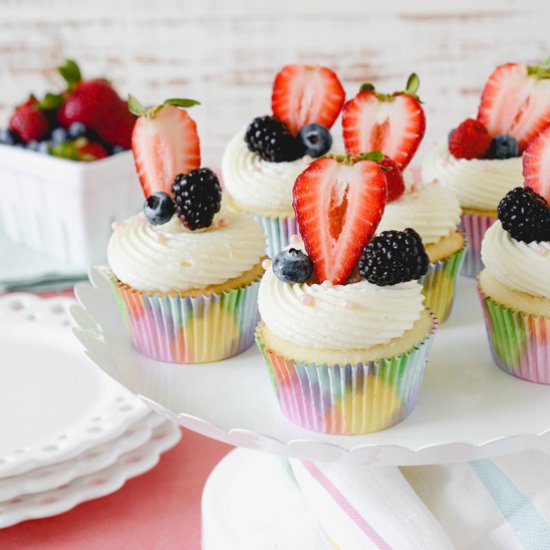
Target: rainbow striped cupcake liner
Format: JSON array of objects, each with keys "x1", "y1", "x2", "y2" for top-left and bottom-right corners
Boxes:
[
  {"x1": 255, "y1": 318, "x2": 437, "y2": 434},
  {"x1": 421, "y1": 238, "x2": 467, "y2": 323},
  {"x1": 460, "y1": 211, "x2": 496, "y2": 278},
  {"x1": 255, "y1": 213, "x2": 299, "y2": 258},
  {"x1": 109, "y1": 273, "x2": 260, "y2": 364},
  {"x1": 478, "y1": 285, "x2": 550, "y2": 384}
]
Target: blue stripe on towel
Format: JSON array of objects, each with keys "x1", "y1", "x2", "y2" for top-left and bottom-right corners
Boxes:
[{"x1": 471, "y1": 459, "x2": 550, "y2": 550}]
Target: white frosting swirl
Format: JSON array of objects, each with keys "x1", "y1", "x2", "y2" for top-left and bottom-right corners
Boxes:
[
  {"x1": 421, "y1": 142, "x2": 523, "y2": 211},
  {"x1": 108, "y1": 208, "x2": 265, "y2": 293},
  {"x1": 376, "y1": 181, "x2": 461, "y2": 244},
  {"x1": 482, "y1": 221, "x2": 550, "y2": 299},
  {"x1": 221, "y1": 129, "x2": 312, "y2": 214},
  {"x1": 258, "y1": 268, "x2": 424, "y2": 349}
]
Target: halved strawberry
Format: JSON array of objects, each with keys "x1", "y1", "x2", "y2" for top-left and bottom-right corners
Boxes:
[
  {"x1": 271, "y1": 65, "x2": 345, "y2": 135},
  {"x1": 129, "y1": 96, "x2": 201, "y2": 198},
  {"x1": 523, "y1": 125, "x2": 550, "y2": 201},
  {"x1": 293, "y1": 156, "x2": 386, "y2": 284},
  {"x1": 478, "y1": 61, "x2": 550, "y2": 151},
  {"x1": 342, "y1": 74, "x2": 425, "y2": 171}
]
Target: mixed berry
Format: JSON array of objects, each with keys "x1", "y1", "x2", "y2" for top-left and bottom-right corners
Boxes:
[
  {"x1": 244, "y1": 65, "x2": 345, "y2": 163},
  {"x1": 129, "y1": 95, "x2": 222, "y2": 232},
  {"x1": 0, "y1": 59, "x2": 135, "y2": 161},
  {"x1": 448, "y1": 58, "x2": 550, "y2": 161},
  {"x1": 272, "y1": 153, "x2": 429, "y2": 287}
]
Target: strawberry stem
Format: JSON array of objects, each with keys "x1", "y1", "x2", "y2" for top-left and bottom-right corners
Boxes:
[
  {"x1": 527, "y1": 57, "x2": 550, "y2": 79},
  {"x1": 57, "y1": 59, "x2": 82, "y2": 89}
]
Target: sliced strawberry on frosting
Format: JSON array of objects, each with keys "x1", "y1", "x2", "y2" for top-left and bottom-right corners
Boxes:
[
  {"x1": 378, "y1": 154, "x2": 405, "y2": 202},
  {"x1": 293, "y1": 155, "x2": 386, "y2": 285},
  {"x1": 129, "y1": 96, "x2": 201, "y2": 198},
  {"x1": 271, "y1": 65, "x2": 345, "y2": 135},
  {"x1": 342, "y1": 74, "x2": 425, "y2": 170},
  {"x1": 477, "y1": 60, "x2": 550, "y2": 151},
  {"x1": 523, "y1": 125, "x2": 550, "y2": 201}
]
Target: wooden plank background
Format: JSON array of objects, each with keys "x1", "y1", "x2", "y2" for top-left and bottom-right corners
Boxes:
[{"x1": 0, "y1": 0, "x2": 549, "y2": 165}]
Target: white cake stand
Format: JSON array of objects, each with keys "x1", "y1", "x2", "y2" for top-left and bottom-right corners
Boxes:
[{"x1": 70, "y1": 266, "x2": 550, "y2": 466}]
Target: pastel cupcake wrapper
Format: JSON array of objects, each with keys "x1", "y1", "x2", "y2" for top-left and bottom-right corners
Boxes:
[
  {"x1": 421, "y1": 238, "x2": 468, "y2": 323},
  {"x1": 255, "y1": 214, "x2": 299, "y2": 258},
  {"x1": 460, "y1": 211, "x2": 496, "y2": 278},
  {"x1": 478, "y1": 284, "x2": 550, "y2": 384},
  {"x1": 255, "y1": 318, "x2": 437, "y2": 434},
  {"x1": 109, "y1": 273, "x2": 260, "y2": 364}
]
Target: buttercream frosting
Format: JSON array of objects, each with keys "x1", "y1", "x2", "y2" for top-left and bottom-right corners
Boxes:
[
  {"x1": 108, "y1": 207, "x2": 265, "y2": 293},
  {"x1": 482, "y1": 221, "x2": 550, "y2": 299}
]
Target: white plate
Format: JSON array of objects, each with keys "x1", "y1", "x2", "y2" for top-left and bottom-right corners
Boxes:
[
  {"x1": 0, "y1": 231, "x2": 84, "y2": 288},
  {"x1": 72, "y1": 267, "x2": 550, "y2": 466},
  {"x1": 0, "y1": 412, "x2": 165, "y2": 502},
  {"x1": 0, "y1": 419, "x2": 180, "y2": 528},
  {"x1": 0, "y1": 294, "x2": 150, "y2": 477}
]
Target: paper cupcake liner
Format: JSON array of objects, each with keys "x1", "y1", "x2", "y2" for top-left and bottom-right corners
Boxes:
[
  {"x1": 421, "y1": 238, "x2": 467, "y2": 323},
  {"x1": 478, "y1": 284, "x2": 550, "y2": 384},
  {"x1": 109, "y1": 274, "x2": 260, "y2": 364},
  {"x1": 255, "y1": 319, "x2": 437, "y2": 434},
  {"x1": 255, "y1": 214, "x2": 299, "y2": 258},
  {"x1": 460, "y1": 211, "x2": 496, "y2": 278}
]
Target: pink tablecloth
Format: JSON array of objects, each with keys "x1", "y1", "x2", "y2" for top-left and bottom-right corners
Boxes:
[{"x1": 2, "y1": 429, "x2": 232, "y2": 549}]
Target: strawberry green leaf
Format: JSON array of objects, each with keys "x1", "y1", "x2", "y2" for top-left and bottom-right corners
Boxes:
[
  {"x1": 57, "y1": 59, "x2": 82, "y2": 86},
  {"x1": 163, "y1": 98, "x2": 201, "y2": 108},
  {"x1": 360, "y1": 83, "x2": 376, "y2": 93},
  {"x1": 359, "y1": 150, "x2": 385, "y2": 162},
  {"x1": 128, "y1": 94, "x2": 145, "y2": 116},
  {"x1": 406, "y1": 73, "x2": 420, "y2": 96},
  {"x1": 39, "y1": 93, "x2": 63, "y2": 111}
]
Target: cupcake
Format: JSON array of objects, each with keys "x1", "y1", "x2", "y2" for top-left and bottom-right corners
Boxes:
[
  {"x1": 478, "y1": 125, "x2": 550, "y2": 384},
  {"x1": 222, "y1": 65, "x2": 345, "y2": 258},
  {"x1": 341, "y1": 74, "x2": 465, "y2": 322},
  {"x1": 107, "y1": 96, "x2": 266, "y2": 363},
  {"x1": 256, "y1": 154, "x2": 437, "y2": 435},
  {"x1": 423, "y1": 59, "x2": 550, "y2": 277}
]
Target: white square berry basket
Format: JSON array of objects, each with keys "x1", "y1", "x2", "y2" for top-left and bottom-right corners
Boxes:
[{"x1": 0, "y1": 145, "x2": 142, "y2": 270}]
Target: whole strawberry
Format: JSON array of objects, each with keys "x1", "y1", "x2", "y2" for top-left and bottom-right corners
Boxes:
[
  {"x1": 9, "y1": 96, "x2": 50, "y2": 143},
  {"x1": 57, "y1": 60, "x2": 136, "y2": 149}
]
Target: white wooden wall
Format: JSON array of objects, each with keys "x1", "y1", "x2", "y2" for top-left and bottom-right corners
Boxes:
[{"x1": 0, "y1": 0, "x2": 549, "y2": 166}]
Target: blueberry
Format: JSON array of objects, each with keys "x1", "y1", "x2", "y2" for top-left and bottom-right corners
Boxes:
[
  {"x1": 0, "y1": 128, "x2": 19, "y2": 145},
  {"x1": 488, "y1": 134, "x2": 519, "y2": 159},
  {"x1": 68, "y1": 122, "x2": 87, "y2": 139},
  {"x1": 143, "y1": 192, "x2": 175, "y2": 226},
  {"x1": 27, "y1": 140, "x2": 40, "y2": 151},
  {"x1": 38, "y1": 141, "x2": 51, "y2": 155},
  {"x1": 51, "y1": 127, "x2": 68, "y2": 145},
  {"x1": 448, "y1": 128, "x2": 455, "y2": 142},
  {"x1": 272, "y1": 248, "x2": 313, "y2": 283},
  {"x1": 112, "y1": 145, "x2": 125, "y2": 154},
  {"x1": 298, "y1": 123, "x2": 332, "y2": 158}
]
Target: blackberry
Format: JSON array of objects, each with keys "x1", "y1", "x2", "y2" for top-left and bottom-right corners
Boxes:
[
  {"x1": 143, "y1": 192, "x2": 175, "y2": 226},
  {"x1": 244, "y1": 116, "x2": 304, "y2": 162},
  {"x1": 359, "y1": 228, "x2": 429, "y2": 286},
  {"x1": 272, "y1": 248, "x2": 313, "y2": 283},
  {"x1": 172, "y1": 168, "x2": 222, "y2": 230},
  {"x1": 497, "y1": 187, "x2": 550, "y2": 243}
]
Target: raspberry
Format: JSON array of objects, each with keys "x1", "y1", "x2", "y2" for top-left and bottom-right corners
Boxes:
[
  {"x1": 358, "y1": 228, "x2": 429, "y2": 286},
  {"x1": 448, "y1": 118, "x2": 491, "y2": 160},
  {"x1": 497, "y1": 187, "x2": 550, "y2": 243},
  {"x1": 244, "y1": 116, "x2": 304, "y2": 162},
  {"x1": 172, "y1": 168, "x2": 222, "y2": 230}
]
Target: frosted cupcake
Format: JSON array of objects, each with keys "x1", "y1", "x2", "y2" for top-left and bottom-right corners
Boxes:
[
  {"x1": 107, "y1": 96, "x2": 265, "y2": 363},
  {"x1": 256, "y1": 154, "x2": 436, "y2": 434},
  {"x1": 478, "y1": 126, "x2": 550, "y2": 383},
  {"x1": 423, "y1": 59, "x2": 550, "y2": 277},
  {"x1": 222, "y1": 64, "x2": 345, "y2": 257},
  {"x1": 341, "y1": 75, "x2": 465, "y2": 322}
]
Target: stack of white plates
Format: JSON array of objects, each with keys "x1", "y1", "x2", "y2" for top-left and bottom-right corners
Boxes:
[{"x1": 0, "y1": 293, "x2": 180, "y2": 528}]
